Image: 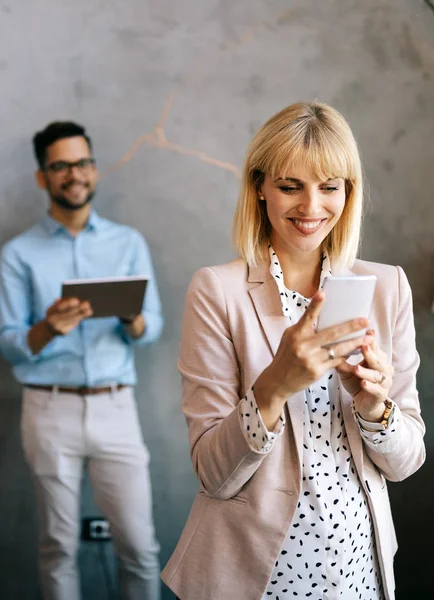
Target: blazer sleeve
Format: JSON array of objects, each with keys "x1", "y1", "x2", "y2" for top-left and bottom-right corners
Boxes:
[
  {"x1": 364, "y1": 265, "x2": 426, "y2": 480},
  {"x1": 178, "y1": 266, "x2": 269, "y2": 499}
]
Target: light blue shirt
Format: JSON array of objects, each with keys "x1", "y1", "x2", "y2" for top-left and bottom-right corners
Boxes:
[{"x1": 0, "y1": 211, "x2": 163, "y2": 386}]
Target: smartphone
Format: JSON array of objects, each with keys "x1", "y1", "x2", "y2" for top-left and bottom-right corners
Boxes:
[{"x1": 316, "y1": 275, "x2": 377, "y2": 350}]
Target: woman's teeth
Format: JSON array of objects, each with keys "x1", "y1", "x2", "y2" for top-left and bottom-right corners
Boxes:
[{"x1": 292, "y1": 219, "x2": 322, "y2": 229}]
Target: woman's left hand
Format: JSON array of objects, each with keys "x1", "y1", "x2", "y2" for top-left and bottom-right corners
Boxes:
[{"x1": 336, "y1": 330, "x2": 394, "y2": 422}]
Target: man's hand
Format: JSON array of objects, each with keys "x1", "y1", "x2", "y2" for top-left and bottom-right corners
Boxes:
[
  {"x1": 28, "y1": 298, "x2": 93, "y2": 355},
  {"x1": 120, "y1": 314, "x2": 146, "y2": 339},
  {"x1": 46, "y1": 298, "x2": 93, "y2": 336}
]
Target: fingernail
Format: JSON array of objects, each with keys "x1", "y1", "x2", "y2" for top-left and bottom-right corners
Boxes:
[{"x1": 358, "y1": 318, "x2": 368, "y2": 327}]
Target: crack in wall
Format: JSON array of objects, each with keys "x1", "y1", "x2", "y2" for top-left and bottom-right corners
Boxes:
[
  {"x1": 104, "y1": 91, "x2": 240, "y2": 178},
  {"x1": 104, "y1": 126, "x2": 241, "y2": 178}
]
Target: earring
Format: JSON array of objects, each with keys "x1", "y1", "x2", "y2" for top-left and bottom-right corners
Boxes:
[{"x1": 259, "y1": 195, "x2": 265, "y2": 200}]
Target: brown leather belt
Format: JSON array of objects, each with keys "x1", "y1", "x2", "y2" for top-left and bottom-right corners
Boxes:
[{"x1": 25, "y1": 384, "x2": 129, "y2": 396}]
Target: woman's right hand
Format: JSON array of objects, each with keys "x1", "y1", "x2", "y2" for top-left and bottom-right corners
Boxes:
[{"x1": 253, "y1": 290, "x2": 372, "y2": 430}]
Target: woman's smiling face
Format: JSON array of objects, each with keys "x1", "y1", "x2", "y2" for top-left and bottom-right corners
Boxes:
[{"x1": 260, "y1": 160, "x2": 346, "y2": 257}]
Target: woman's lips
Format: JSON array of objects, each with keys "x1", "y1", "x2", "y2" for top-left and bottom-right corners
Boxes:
[{"x1": 288, "y1": 218, "x2": 327, "y2": 235}]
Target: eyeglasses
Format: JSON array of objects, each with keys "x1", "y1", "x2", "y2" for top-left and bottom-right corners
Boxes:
[{"x1": 44, "y1": 158, "x2": 96, "y2": 174}]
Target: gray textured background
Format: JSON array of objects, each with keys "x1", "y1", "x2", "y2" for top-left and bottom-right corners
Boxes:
[{"x1": 0, "y1": 1, "x2": 433, "y2": 599}]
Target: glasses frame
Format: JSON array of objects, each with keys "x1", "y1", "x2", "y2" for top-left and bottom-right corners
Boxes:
[{"x1": 44, "y1": 157, "x2": 96, "y2": 174}]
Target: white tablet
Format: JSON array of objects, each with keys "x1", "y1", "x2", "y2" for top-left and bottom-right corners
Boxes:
[{"x1": 61, "y1": 276, "x2": 148, "y2": 319}]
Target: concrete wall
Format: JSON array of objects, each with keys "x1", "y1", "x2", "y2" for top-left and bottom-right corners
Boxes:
[{"x1": 0, "y1": 1, "x2": 433, "y2": 598}]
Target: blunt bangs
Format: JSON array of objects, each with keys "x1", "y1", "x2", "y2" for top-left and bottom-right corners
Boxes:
[{"x1": 259, "y1": 123, "x2": 357, "y2": 185}]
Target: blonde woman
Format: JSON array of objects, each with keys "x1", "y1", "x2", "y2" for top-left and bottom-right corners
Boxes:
[{"x1": 162, "y1": 102, "x2": 425, "y2": 600}]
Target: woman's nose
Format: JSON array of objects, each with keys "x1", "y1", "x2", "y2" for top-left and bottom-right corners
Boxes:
[{"x1": 296, "y1": 189, "x2": 322, "y2": 215}]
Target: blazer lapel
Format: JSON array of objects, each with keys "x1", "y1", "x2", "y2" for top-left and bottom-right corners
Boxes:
[
  {"x1": 247, "y1": 261, "x2": 305, "y2": 462},
  {"x1": 248, "y1": 277, "x2": 289, "y2": 356}
]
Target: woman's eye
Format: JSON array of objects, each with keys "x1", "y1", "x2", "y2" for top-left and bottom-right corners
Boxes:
[
  {"x1": 322, "y1": 186, "x2": 339, "y2": 193},
  {"x1": 279, "y1": 186, "x2": 300, "y2": 193}
]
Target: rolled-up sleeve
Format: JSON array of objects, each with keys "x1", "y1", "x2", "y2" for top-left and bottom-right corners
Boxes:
[
  {"x1": 240, "y1": 388, "x2": 286, "y2": 452},
  {"x1": 355, "y1": 400, "x2": 400, "y2": 450}
]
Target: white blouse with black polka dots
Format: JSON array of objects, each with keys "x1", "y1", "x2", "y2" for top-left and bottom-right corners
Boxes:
[{"x1": 239, "y1": 246, "x2": 398, "y2": 600}]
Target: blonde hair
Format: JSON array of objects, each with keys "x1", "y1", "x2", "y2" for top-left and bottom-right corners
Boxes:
[{"x1": 232, "y1": 101, "x2": 364, "y2": 268}]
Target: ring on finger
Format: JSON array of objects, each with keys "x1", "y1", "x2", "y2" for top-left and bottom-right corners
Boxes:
[
  {"x1": 377, "y1": 371, "x2": 386, "y2": 385},
  {"x1": 328, "y1": 348, "x2": 335, "y2": 361}
]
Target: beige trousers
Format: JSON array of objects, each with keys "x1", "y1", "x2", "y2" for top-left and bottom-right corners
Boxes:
[{"x1": 21, "y1": 386, "x2": 160, "y2": 600}]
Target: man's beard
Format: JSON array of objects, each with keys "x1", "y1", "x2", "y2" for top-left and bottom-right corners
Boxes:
[
  {"x1": 50, "y1": 180, "x2": 95, "y2": 211},
  {"x1": 51, "y1": 190, "x2": 95, "y2": 211}
]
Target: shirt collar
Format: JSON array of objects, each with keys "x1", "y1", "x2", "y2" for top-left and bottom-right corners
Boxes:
[
  {"x1": 42, "y1": 209, "x2": 101, "y2": 236},
  {"x1": 268, "y1": 244, "x2": 332, "y2": 319}
]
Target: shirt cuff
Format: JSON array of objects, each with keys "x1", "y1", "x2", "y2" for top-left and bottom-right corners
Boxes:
[
  {"x1": 126, "y1": 311, "x2": 163, "y2": 346},
  {"x1": 239, "y1": 388, "x2": 286, "y2": 453},
  {"x1": 354, "y1": 399, "x2": 400, "y2": 446}
]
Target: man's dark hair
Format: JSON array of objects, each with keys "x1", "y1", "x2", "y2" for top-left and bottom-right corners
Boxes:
[{"x1": 32, "y1": 121, "x2": 93, "y2": 169}]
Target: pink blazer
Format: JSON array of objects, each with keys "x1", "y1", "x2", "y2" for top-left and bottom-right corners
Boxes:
[{"x1": 162, "y1": 257, "x2": 425, "y2": 600}]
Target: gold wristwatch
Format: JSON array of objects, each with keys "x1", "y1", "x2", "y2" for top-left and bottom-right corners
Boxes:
[{"x1": 380, "y1": 399, "x2": 395, "y2": 429}]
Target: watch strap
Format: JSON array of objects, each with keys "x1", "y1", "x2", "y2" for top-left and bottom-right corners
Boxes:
[{"x1": 380, "y1": 398, "x2": 395, "y2": 429}]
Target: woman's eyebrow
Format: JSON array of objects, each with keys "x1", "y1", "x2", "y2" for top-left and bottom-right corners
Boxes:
[
  {"x1": 274, "y1": 177, "x2": 303, "y2": 183},
  {"x1": 274, "y1": 176, "x2": 338, "y2": 183}
]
